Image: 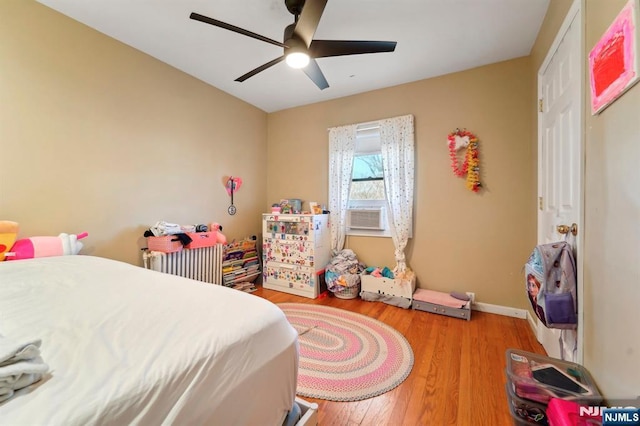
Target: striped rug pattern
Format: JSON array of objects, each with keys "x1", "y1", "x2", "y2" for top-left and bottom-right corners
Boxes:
[{"x1": 279, "y1": 303, "x2": 414, "y2": 402}]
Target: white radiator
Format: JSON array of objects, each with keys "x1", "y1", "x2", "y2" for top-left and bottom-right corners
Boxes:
[{"x1": 142, "y1": 245, "x2": 224, "y2": 285}]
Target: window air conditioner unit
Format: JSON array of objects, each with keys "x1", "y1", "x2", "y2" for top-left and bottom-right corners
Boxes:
[{"x1": 347, "y1": 208, "x2": 385, "y2": 231}]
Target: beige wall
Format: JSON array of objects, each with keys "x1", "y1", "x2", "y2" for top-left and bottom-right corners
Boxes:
[
  {"x1": 268, "y1": 57, "x2": 536, "y2": 309},
  {"x1": 531, "y1": 0, "x2": 639, "y2": 399},
  {"x1": 4, "y1": 0, "x2": 637, "y2": 401},
  {"x1": 0, "y1": 1, "x2": 268, "y2": 265},
  {"x1": 582, "y1": 0, "x2": 639, "y2": 400}
]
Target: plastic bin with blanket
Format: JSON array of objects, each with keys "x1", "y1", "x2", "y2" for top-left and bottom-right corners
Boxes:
[{"x1": 325, "y1": 249, "x2": 366, "y2": 299}]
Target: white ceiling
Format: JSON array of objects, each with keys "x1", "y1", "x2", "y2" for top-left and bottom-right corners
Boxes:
[{"x1": 36, "y1": 0, "x2": 550, "y2": 113}]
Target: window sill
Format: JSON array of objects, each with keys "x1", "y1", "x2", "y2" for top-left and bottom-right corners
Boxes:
[
  {"x1": 346, "y1": 229, "x2": 392, "y2": 238},
  {"x1": 346, "y1": 229, "x2": 413, "y2": 239}
]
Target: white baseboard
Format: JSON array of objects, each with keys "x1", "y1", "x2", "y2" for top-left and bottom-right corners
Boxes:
[
  {"x1": 527, "y1": 311, "x2": 540, "y2": 339},
  {"x1": 471, "y1": 302, "x2": 528, "y2": 319}
]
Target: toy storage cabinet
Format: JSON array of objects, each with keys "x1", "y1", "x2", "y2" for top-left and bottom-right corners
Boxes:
[{"x1": 262, "y1": 214, "x2": 330, "y2": 299}]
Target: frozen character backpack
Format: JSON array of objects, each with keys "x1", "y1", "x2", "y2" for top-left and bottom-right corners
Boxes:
[{"x1": 524, "y1": 241, "x2": 577, "y2": 329}]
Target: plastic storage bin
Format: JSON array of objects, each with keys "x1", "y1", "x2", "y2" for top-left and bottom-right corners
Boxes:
[
  {"x1": 506, "y1": 349, "x2": 602, "y2": 405},
  {"x1": 147, "y1": 235, "x2": 183, "y2": 253},
  {"x1": 506, "y1": 382, "x2": 549, "y2": 425},
  {"x1": 185, "y1": 232, "x2": 218, "y2": 249}
]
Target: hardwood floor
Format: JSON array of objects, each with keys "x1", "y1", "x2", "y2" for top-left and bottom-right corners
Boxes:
[{"x1": 255, "y1": 286, "x2": 546, "y2": 426}]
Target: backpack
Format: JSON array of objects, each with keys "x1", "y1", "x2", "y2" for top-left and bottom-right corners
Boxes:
[{"x1": 524, "y1": 241, "x2": 577, "y2": 329}]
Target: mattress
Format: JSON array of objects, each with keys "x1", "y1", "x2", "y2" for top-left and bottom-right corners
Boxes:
[{"x1": 0, "y1": 255, "x2": 298, "y2": 425}]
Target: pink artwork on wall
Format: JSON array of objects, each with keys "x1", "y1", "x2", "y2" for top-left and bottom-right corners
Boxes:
[{"x1": 589, "y1": 0, "x2": 639, "y2": 114}]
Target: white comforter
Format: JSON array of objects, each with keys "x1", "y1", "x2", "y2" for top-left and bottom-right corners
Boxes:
[{"x1": 0, "y1": 255, "x2": 298, "y2": 425}]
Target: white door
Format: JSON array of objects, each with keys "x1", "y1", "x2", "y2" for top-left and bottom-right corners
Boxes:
[{"x1": 537, "y1": 1, "x2": 584, "y2": 362}]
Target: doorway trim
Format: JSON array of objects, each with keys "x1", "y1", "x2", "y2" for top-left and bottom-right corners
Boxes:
[{"x1": 536, "y1": 0, "x2": 586, "y2": 363}]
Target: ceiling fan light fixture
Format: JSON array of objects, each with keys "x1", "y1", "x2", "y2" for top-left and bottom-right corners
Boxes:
[
  {"x1": 285, "y1": 51, "x2": 310, "y2": 69},
  {"x1": 191, "y1": 0, "x2": 396, "y2": 90}
]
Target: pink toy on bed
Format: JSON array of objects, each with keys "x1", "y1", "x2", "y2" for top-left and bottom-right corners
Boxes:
[
  {"x1": 0, "y1": 221, "x2": 19, "y2": 261},
  {"x1": 6, "y1": 232, "x2": 88, "y2": 261}
]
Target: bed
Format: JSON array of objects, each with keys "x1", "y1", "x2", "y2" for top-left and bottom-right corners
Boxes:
[{"x1": 0, "y1": 255, "x2": 299, "y2": 425}]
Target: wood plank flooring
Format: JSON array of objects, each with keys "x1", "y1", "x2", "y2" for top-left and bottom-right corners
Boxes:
[{"x1": 255, "y1": 286, "x2": 546, "y2": 426}]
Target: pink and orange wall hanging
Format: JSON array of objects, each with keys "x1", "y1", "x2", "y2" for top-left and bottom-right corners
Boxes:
[{"x1": 589, "y1": 0, "x2": 640, "y2": 115}]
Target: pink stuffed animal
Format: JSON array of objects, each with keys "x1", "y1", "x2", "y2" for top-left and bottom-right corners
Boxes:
[
  {"x1": 208, "y1": 223, "x2": 227, "y2": 245},
  {"x1": 0, "y1": 221, "x2": 19, "y2": 261},
  {"x1": 6, "y1": 232, "x2": 88, "y2": 261}
]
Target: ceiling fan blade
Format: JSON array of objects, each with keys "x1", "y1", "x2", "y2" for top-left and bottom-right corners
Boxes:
[
  {"x1": 190, "y1": 12, "x2": 287, "y2": 49},
  {"x1": 235, "y1": 56, "x2": 286, "y2": 82},
  {"x1": 302, "y1": 58, "x2": 329, "y2": 90},
  {"x1": 309, "y1": 40, "x2": 397, "y2": 58},
  {"x1": 294, "y1": 0, "x2": 327, "y2": 47}
]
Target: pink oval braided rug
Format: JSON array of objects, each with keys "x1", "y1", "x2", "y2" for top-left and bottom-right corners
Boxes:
[{"x1": 279, "y1": 303, "x2": 414, "y2": 402}]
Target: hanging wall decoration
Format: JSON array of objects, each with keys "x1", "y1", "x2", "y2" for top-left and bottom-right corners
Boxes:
[
  {"x1": 589, "y1": 0, "x2": 639, "y2": 115},
  {"x1": 222, "y1": 176, "x2": 243, "y2": 215},
  {"x1": 447, "y1": 128, "x2": 481, "y2": 193}
]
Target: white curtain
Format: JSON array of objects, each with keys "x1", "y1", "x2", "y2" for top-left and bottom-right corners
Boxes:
[
  {"x1": 328, "y1": 124, "x2": 357, "y2": 254},
  {"x1": 380, "y1": 114, "x2": 415, "y2": 273}
]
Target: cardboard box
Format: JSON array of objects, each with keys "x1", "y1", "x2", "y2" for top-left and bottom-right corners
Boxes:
[{"x1": 360, "y1": 272, "x2": 416, "y2": 299}]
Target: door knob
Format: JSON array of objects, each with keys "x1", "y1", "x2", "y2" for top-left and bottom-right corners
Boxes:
[{"x1": 557, "y1": 223, "x2": 578, "y2": 236}]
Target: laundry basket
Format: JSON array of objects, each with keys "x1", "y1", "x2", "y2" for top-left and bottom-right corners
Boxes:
[
  {"x1": 325, "y1": 248, "x2": 365, "y2": 300},
  {"x1": 333, "y1": 282, "x2": 361, "y2": 300}
]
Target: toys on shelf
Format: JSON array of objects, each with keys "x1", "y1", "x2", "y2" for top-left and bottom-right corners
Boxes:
[{"x1": 275, "y1": 199, "x2": 303, "y2": 214}]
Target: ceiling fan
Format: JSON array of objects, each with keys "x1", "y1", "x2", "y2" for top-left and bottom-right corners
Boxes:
[{"x1": 190, "y1": 0, "x2": 397, "y2": 90}]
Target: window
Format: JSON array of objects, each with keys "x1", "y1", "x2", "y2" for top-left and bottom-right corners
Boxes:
[
  {"x1": 328, "y1": 115, "x2": 414, "y2": 267},
  {"x1": 350, "y1": 154, "x2": 384, "y2": 201},
  {"x1": 347, "y1": 126, "x2": 391, "y2": 237}
]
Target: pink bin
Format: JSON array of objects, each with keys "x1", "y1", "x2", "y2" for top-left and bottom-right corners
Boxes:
[{"x1": 147, "y1": 235, "x2": 183, "y2": 253}]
